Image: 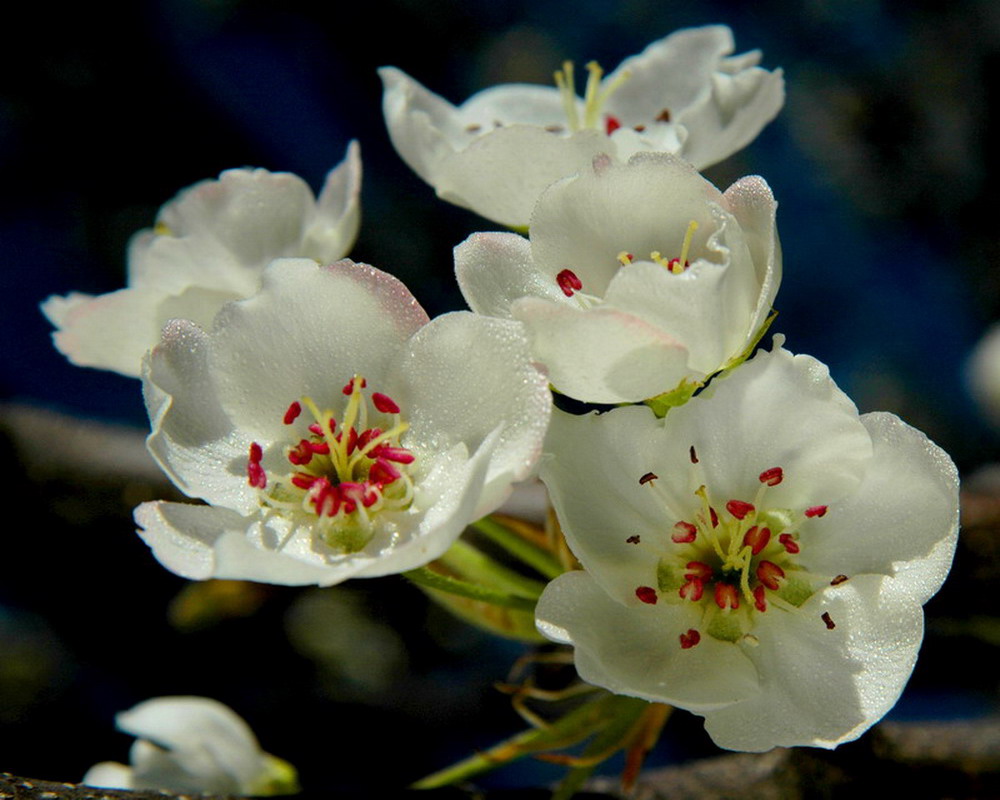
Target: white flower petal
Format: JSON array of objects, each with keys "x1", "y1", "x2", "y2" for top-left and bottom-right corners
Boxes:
[
  {"x1": 143, "y1": 318, "x2": 252, "y2": 513},
  {"x1": 304, "y1": 140, "x2": 363, "y2": 262},
  {"x1": 702, "y1": 574, "x2": 925, "y2": 751},
  {"x1": 665, "y1": 341, "x2": 873, "y2": 507},
  {"x1": 455, "y1": 232, "x2": 565, "y2": 318},
  {"x1": 529, "y1": 152, "x2": 723, "y2": 295},
  {"x1": 434, "y1": 126, "x2": 609, "y2": 228},
  {"x1": 392, "y1": 311, "x2": 551, "y2": 512},
  {"x1": 536, "y1": 571, "x2": 758, "y2": 711},
  {"x1": 603, "y1": 26, "x2": 738, "y2": 124},
  {"x1": 83, "y1": 762, "x2": 134, "y2": 790},
  {"x1": 803, "y1": 412, "x2": 959, "y2": 602},
  {"x1": 208, "y1": 258, "x2": 429, "y2": 442},
  {"x1": 515, "y1": 298, "x2": 690, "y2": 403}
]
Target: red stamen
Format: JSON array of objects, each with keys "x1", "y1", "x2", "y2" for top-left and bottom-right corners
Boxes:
[
  {"x1": 369, "y1": 457, "x2": 401, "y2": 485},
  {"x1": 822, "y1": 612, "x2": 836, "y2": 630},
  {"x1": 671, "y1": 521, "x2": 697, "y2": 543},
  {"x1": 679, "y1": 578, "x2": 704, "y2": 602},
  {"x1": 666, "y1": 257, "x2": 689, "y2": 272},
  {"x1": 283, "y1": 401, "x2": 302, "y2": 425},
  {"x1": 342, "y1": 377, "x2": 366, "y2": 395},
  {"x1": 830, "y1": 574, "x2": 848, "y2": 586},
  {"x1": 308, "y1": 441, "x2": 330, "y2": 455},
  {"x1": 626, "y1": 535, "x2": 641, "y2": 544},
  {"x1": 679, "y1": 629, "x2": 701, "y2": 649},
  {"x1": 756, "y1": 560, "x2": 785, "y2": 591},
  {"x1": 357, "y1": 428, "x2": 383, "y2": 450},
  {"x1": 291, "y1": 473, "x2": 317, "y2": 490},
  {"x1": 759, "y1": 467, "x2": 783, "y2": 486},
  {"x1": 743, "y1": 525, "x2": 771, "y2": 556},
  {"x1": 685, "y1": 561, "x2": 712, "y2": 581},
  {"x1": 714, "y1": 583, "x2": 739, "y2": 610},
  {"x1": 604, "y1": 114, "x2": 622, "y2": 135},
  {"x1": 639, "y1": 471, "x2": 658, "y2": 486},
  {"x1": 247, "y1": 461, "x2": 266, "y2": 489},
  {"x1": 635, "y1": 586, "x2": 658, "y2": 605},
  {"x1": 556, "y1": 268, "x2": 583, "y2": 297},
  {"x1": 249, "y1": 442, "x2": 263, "y2": 464},
  {"x1": 372, "y1": 393, "x2": 400, "y2": 414},
  {"x1": 709, "y1": 507, "x2": 719, "y2": 528},
  {"x1": 778, "y1": 533, "x2": 800, "y2": 554},
  {"x1": 308, "y1": 420, "x2": 334, "y2": 436},
  {"x1": 689, "y1": 445, "x2": 699, "y2": 464},
  {"x1": 371, "y1": 445, "x2": 415, "y2": 464},
  {"x1": 753, "y1": 585, "x2": 768, "y2": 612},
  {"x1": 287, "y1": 440, "x2": 314, "y2": 466},
  {"x1": 726, "y1": 500, "x2": 755, "y2": 520},
  {"x1": 805, "y1": 505, "x2": 828, "y2": 518}
]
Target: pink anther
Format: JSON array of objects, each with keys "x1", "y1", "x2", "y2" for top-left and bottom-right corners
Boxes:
[
  {"x1": 371, "y1": 445, "x2": 415, "y2": 464},
  {"x1": 368, "y1": 457, "x2": 401, "y2": 486},
  {"x1": 758, "y1": 467, "x2": 783, "y2": 486},
  {"x1": 372, "y1": 393, "x2": 400, "y2": 414},
  {"x1": 726, "y1": 499, "x2": 755, "y2": 520},
  {"x1": 556, "y1": 269, "x2": 583, "y2": 297},
  {"x1": 685, "y1": 561, "x2": 712, "y2": 581},
  {"x1": 743, "y1": 525, "x2": 771, "y2": 556},
  {"x1": 679, "y1": 578, "x2": 704, "y2": 602},
  {"x1": 778, "y1": 533, "x2": 800, "y2": 554},
  {"x1": 756, "y1": 560, "x2": 785, "y2": 591},
  {"x1": 753, "y1": 585, "x2": 768, "y2": 612},
  {"x1": 604, "y1": 114, "x2": 622, "y2": 135},
  {"x1": 671, "y1": 521, "x2": 697, "y2": 543},
  {"x1": 342, "y1": 376, "x2": 366, "y2": 395},
  {"x1": 283, "y1": 401, "x2": 302, "y2": 425},
  {"x1": 714, "y1": 583, "x2": 739, "y2": 610},
  {"x1": 805, "y1": 505, "x2": 828, "y2": 518},
  {"x1": 679, "y1": 629, "x2": 701, "y2": 649},
  {"x1": 635, "y1": 586, "x2": 658, "y2": 605}
]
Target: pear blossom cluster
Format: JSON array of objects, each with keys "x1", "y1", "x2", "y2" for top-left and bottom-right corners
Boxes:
[{"x1": 42, "y1": 22, "x2": 959, "y2": 792}]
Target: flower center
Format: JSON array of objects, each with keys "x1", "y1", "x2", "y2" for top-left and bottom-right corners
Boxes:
[
  {"x1": 245, "y1": 375, "x2": 417, "y2": 553},
  {"x1": 556, "y1": 220, "x2": 701, "y2": 306},
  {"x1": 628, "y1": 446, "x2": 842, "y2": 649}
]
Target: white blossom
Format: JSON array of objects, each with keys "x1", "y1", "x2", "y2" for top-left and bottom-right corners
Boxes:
[
  {"x1": 380, "y1": 25, "x2": 783, "y2": 227},
  {"x1": 535, "y1": 340, "x2": 958, "y2": 751},
  {"x1": 83, "y1": 696, "x2": 298, "y2": 795},
  {"x1": 456, "y1": 152, "x2": 780, "y2": 404},
  {"x1": 42, "y1": 142, "x2": 361, "y2": 378},
  {"x1": 135, "y1": 258, "x2": 551, "y2": 586}
]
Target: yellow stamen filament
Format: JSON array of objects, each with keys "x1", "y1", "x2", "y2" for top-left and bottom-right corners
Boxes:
[
  {"x1": 582, "y1": 61, "x2": 604, "y2": 129},
  {"x1": 616, "y1": 251, "x2": 633, "y2": 266},
  {"x1": 677, "y1": 220, "x2": 699, "y2": 271},
  {"x1": 554, "y1": 61, "x2": 580, "y2": 131},
  {"x1": 694, "y1": 485, "x2": 727, "y2": 561}
]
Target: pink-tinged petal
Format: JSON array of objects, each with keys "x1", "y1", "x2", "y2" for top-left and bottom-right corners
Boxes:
[
  {"x1": 390, "y1": 312, "x2": 551, "y2": 515},
  {"x1": 703, "y1": 574, "x2": 924, "y2": 751},
  {"x1": 536, "y1": 571, "x2": 758, "y2": 711},
  {"x1": 454, "y1": 232, "x2": 565, "y2": 319},
  {"x1": 208, "y1": 259, "x2": 429, "y2": 442},
  {"x1": 803, "y1": 412, "x2": 959, "y2": 603},
  {"x1": 304, "y1": 140, "x2": 362, "y2": 263},
  {"x1": 42, "y1": 288, "x2": 166, "y2": 378},
  {"x1": 514, "y1": 297, "x2": 691, "y2": 403}
]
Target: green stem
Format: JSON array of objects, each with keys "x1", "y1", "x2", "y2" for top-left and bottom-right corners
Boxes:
[
  {"x1": 412, "y1": 692, "x2": 624, "y2": 789},
  {"x1": 439, "y1": 539, "x2": 547, "y2": 599},
  {"x1": 472, "y1": 516, "x2": 565, "y2": 580},
  {"x1": 402, "y1": 567, "x2": 537, "y2": 612}
]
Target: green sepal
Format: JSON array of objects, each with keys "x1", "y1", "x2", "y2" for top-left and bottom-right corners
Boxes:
[
  {"x1": 643, "y1": 377, "x2": 702, "y2": 419},
  {"x1": 721, "y1": 308, "x2": 779, "y2": 373}
]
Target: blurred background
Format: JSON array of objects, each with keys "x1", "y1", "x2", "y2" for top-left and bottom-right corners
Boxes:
[{"x1": 2, "y1": 0, "x2": 1000, "y2": 794}]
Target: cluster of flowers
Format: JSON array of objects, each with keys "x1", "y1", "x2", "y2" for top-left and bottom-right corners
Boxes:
[{"x1": 45, "y1": 25, "x2": 958, "y2": 786}]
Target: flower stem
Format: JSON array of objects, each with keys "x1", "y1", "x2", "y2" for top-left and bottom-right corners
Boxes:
[
  {"x1": 402, "y1": 567, "x2": 537, "y2": 611},
  {"x1": 438, "y1": 538, "x2": 547, "y2": 599},
  {"x1": 472, "y1": 516, "x2": 566, "y2": 580}
]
